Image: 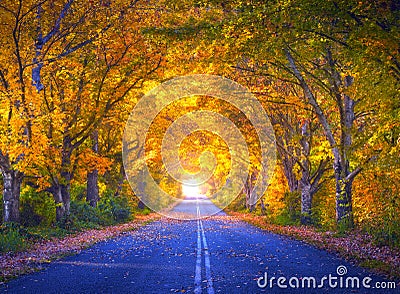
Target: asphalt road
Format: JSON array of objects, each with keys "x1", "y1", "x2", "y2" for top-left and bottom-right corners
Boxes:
[{"x1": 1, "y1": 197, "x2": 397, "y2": 293}]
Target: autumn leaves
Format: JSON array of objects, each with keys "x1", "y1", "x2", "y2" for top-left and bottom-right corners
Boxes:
[{"x1": 0, "y1": 0, "x2": 162, "y2": 223}]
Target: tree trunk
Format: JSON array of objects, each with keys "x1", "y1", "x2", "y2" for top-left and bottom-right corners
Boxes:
[
  {"x1": 52, "y1": 185, "x2": 64, "y2": 222},
  {"x1": 61, "y1": 182, "x2": 71, "y2": 219},
  {"x1": 87, "y1": 170, "x2": 99, "y2": 207},
  {"x1": 281, "y1": 154, "x2": 299, "y2": 193},
  {"x1": 260, "y1": 197, "x2": 268, "y2": 215},
  {"x1": 2, "y1": 169, "x2": 22, "y2": 223},
  {"x1": 49, "y1": 181, "x2": 71, "y2": 223},
  {"x1": 272, "y1": 121, "x2": 299, "y2": 193},
  {"x1": 300, "y1": 182, "x2": 312, "y2": 225},
  {"x1": 86, "y1": 130, "x2": 99, "y2": 207},
  {"x1": 58, "y1": 173, "x2": 72, "y2": 222},
  {"x1": 244, "y1": 172, "x2": 257, "y2": 212},
  {"x1": 299, "y1": 120, "x2": 312, "y2": 225},
  {"x1": 285, "y1": 49, "x2": 357, "y2": 230},
  {"x1": 334, "y1": 158, "x2": 354, "y2": 227},
  {"x1": 51, "y1": 136, "x2": 73, "y2": 223}
]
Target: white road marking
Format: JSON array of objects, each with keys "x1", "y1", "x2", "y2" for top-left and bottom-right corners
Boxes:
[
  {"x1": 200, "y1": 220, "x2": 215, "y2": 294},
  {"x1": 194, "y1": 200, "x2": 215, "y2": 294},
  {"x1": 194, "y1": 204, "x2": 202, "y2": 294}
]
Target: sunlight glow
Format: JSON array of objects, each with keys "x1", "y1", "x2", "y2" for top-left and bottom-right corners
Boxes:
[{"x1": 182, "y1": 184, "x2": 201, "y2": 198}]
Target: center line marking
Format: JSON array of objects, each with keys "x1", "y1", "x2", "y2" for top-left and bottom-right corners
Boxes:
[
  {"x1": 194, "y1": 212, "x2": 202, "y2": 293},
  {"x1": 200, "y1": 220, "x2": 214, "y2": 294},
  {"x1": 194, "y1": 200, "x2": 215, "y2": 294}
]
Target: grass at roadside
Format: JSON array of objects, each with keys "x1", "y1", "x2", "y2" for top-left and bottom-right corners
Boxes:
[
  {"x1": 229, "y1": 211, "x2": 400, "y2": 281},
  {"x1": 0, "y1": 213, "x2": 160, "y2": 284}
]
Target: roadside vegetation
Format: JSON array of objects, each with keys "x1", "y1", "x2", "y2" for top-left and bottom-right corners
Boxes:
[{"x1": 0, "y1": 184, "x2": 150, "y2": 254}]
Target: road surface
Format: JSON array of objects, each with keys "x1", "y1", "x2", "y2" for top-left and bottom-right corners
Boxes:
[{"x1": 1, "y1": 196, "x2": 397, "y2": 293}]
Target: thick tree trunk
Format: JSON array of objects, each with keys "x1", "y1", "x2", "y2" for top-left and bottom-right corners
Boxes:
[
  {"x1": 61, "y1": 183, "x2": 70, "y2": 219},
  {"x1": 52, "y1": 185, "x2": 64, "y2": 222},
  {"x1": 58, "y1": 173, "x2": 72, "y2": 222},
  {"x1": 334, "y1": 158, "x2": 354, "y2": 227},
  {"x1": 325, "y1": 52, "x2": 357, "y2": 229},
  {"x1": 246, "y1": 172, "x2": 258, "y2": 212},
  {"x1": 87, "y1": 170, "x2": 99, "y2": 207},
  {"x1": 243, "y1": 172, "x2": 256, "y2": 211},
  {"x1": 50, "y1": 182, "x2": 71, "y2": 223},
  {"x1": 300, "y1": 182, "x2": 312, "y2": 225},
  {"x1": 300, "y1": 157, "x2": 328, "y2": 225},
  {"x1": 2, "y1": 169, "x2": 23, "y2": 223},
  {"x1": 50, "y1": 136, "x2": 73, "y2": 223},
  {"x1": 334, "y1": 90, "x2": 356, "y2": 227},
  {"x1": 86, "y1": 130, "x2": 99, "y2": 207}
]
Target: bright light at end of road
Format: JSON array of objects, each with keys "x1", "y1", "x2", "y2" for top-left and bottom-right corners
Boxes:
[{"x1": 182, "y1": 184, "x2": 201, "y2": 198}]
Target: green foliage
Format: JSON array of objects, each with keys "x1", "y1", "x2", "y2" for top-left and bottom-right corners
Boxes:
[
  {"x1": 20, "y1": 187, "x2": 56, "y2": 227},
  {"x1": 358, "y1": 260, "x2": 393, "y2": 276},
  {"x1": 354, "y1": 167, "x2": 400, "y2": 248},
  {"x1": 225, "y1": 194, "x2": 247, "y2": 212},
  {"x1": 267, "y1": 191, "x2": 301, "y2": 226},
  {"x1": 310, "y1": 182, "x2": 337, "y2": 230},
  {"x1": 97, "y1": 190, "x2": 132, "y2": 223},
  {"x1": 20, "y1": 202, "x2": 42, "y2": 227},
  {"x1": 70, "y1": 184, "x2": 86, "y2": 202},
  {"x1": 68, "y1": 201, "x2": 104, "y2": 229},
  {"x1": 0, "y1": 223, "x2": 28, "y2": 253},
  {"x1": 284, "y1": 191, "x2": 301, "y2": 221},
  {"x1": 137, "y1": 206, "x2": 152, "y2": 216},
  {"x1": 273, "y1": 212, "x2": 299, "y2": 226},
  {"x1": 372, "y1": 174, "x2": 400, "y2": 248},
  {"x1": 366, "y1": 217, "x2": 400, "y2": 249},
  {"x1": 336, "y1": 215, "x2": 354, "y2": 235},
  {"x1": 27, "y1": 226, "x2": 70, "y2": 240},
  {"x1": 65, "y1": 190, "x2": 132, "y2": 229}
]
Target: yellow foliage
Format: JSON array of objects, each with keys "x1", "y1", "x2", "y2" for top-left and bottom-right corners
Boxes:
[{"x1": 263, "y1": 164, "x2": 287, "y2": 217}]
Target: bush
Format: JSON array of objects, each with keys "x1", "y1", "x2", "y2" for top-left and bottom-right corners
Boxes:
[
  {"x1": 71, "y1": 184, "x2": 86, "y2": 202},
  {"x1": 366, "y1": 217, "x2": 400, "y2": 248},
  {"x1": 20, "y1": 187, "x2": 55, "y2": 227},
  {"x1": 20, "y1": 202, "x2": 42, "y2": 227},
  {"x1": 0, "y1": 223, "x2": 28, "y2": 253},
  {"x1": 66, "y1": 191, "x2": 132, "y2": 229},
  {"x1": 97, "y1": 190, "x2": 132, "y2": 223},
  {"x1": 69, "y1": 201, "x2": 105, "y2": 228},
  {"x1": 270, "y1": 191, "x2": 301, "y2": 225},
  {"x1": 273, "y1": 212, "x2": 291, "y2": 225},
  {"x1": 283, "y1": 191, "x2": 301, "y2": 221}
]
